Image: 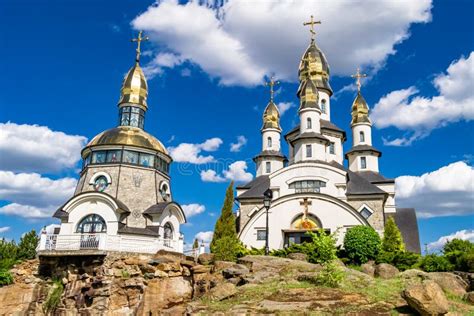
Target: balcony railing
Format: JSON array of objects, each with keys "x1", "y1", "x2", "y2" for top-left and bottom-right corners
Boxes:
[{"x1": 38, "y1": 233, "x2": 181, "y2": 254}]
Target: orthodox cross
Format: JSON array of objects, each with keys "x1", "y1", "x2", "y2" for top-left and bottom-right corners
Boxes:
[
  {"x1": 303, "y1": 15, "x2": 321, "y2": 40},
  {"x1": 131, "y1": 31, "x2": 149, "y2": 63},
  {"x1": 299, "y1": 198, "x2": 312, "y2": 221},
  {"x1": 351, "y1": 67, "x2": 367, "y2": 92},
  {"x1": 265, "y1": 76, "x2": 280, "y2": 101}
]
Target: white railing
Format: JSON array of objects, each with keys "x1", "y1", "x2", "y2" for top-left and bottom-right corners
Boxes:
[{"x1": 38, "y1": 233, "x2": 181, "y2": 254}]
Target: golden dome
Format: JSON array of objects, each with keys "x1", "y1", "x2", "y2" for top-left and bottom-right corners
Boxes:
[
  {"x1": 297, "y1": 40, "x2": 332, "y2": 96},
  {"x1": 118, "y1": 63, "x2": 148, "y2": 110},
  {"x1": 262, "y1": 101, "x2": 281, "y2": 130},
  {"x1": 351, "y1": 92, "x2": 372, "y2": 125},
  {"x1": 299, "y1": 79, "x2": 320, "y2": 111},
  {"x1": 83, "y1": 126, "x2": 168, "y2": 156}
]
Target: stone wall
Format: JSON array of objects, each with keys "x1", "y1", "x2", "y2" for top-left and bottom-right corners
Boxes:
[{"x1": 346, "y1": 197, "x2": 385, "y2": 233}]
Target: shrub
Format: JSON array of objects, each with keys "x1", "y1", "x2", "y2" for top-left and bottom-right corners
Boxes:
[
  {"x1": 314, "y1": 261, "x2": 345, "y2": 288},
  {"x1": 343, "y1": 226, "x2": 381, "y2": 264},
  {"x1": 392, "y1": 252, "x2": 421, "y2": 271},
  {"x1": 240, "y1": 246, "x2": 265, "y2": 256},
  {"x1": 212, "y1": 236, "x2": 242, "y2": 262},
  {"x1": 381, "y1": 217, "x2": 405, "y2": 253},
  {"x1": 17, "y1": 230, "x2": 39, "y2": 260},
  {"x1": 443, "y1": 239, "x2": 474, "y2": 272},
  {"x1": 0, "y1": 239, "x2": 18, "y2": 270},
  {"x1": 43, "y1": 279, "x2": 64, "y2": 313},
  {"x1": 0, "y1": 270, "x2": 13, "y2": 286},
  {"x1": 419, "y1": 254, "x2": 454, "y2": 272}
]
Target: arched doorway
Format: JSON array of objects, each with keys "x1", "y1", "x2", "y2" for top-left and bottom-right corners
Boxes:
[
  {"x1": 76, "y1": 214, "x2": 106, "y2": 249},
  {"x1": 283, "y1": 213, "x2": 324, "y2": 247}
]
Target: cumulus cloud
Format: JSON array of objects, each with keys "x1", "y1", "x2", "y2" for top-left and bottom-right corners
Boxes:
[
  {"x1": 230, "y1": 135, "x2": 247, "y2": 152},
  {"x1": 168, "y1": 137, "x2": 223, "y2": 164},
  {"x1": 0, "y1": 227, "x2": 10, "y2": 233},
  {"x1": 395, "y1": 161, "x2": 474, "y2": 218},
  {"x1": 132, "y1": 0, "x2": 432, "y2": 86},
  {"x1": 142, "y1": 52, "x2": 183, "y2": 78},
  {"x1": 276, "y1": 102, "x2": 296, "y2": 116},
  {"x1": 0, "y1": 122, "x2": 87, "y2": 173},
  {"x1": 195, "y1": 231, "x2": 214, "y2": 249},
  {"x1": 427, "y1": 230, "x2": 474, "y2": 252},
  {"x1": 0, "y1": 171, "x2": 77, "y2": 218},
  {"x1": 372, "y1": 52, "x2": 474, "y2": 146},
  {"x1": 201, "y1": 160, "x2": 253, "y2": 183},
  {"x1": 182, "y1": 203, "x2": 206, "y2": 217}
]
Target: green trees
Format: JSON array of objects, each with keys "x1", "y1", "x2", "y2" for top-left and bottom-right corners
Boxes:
[
  {"x1": 343, "y1": 226, "x2": 381, "y2": 263},
  {"x1": 443, "y1": 239, "x2": 474, "y2": 272},
  {"x1": 17, "y1": 230, "x2": 39, "y2": 260},
  {"x1": 210, "y1": 182, "x2": 242, "y2": 261},
  {"x1": 381, "y1": 217, "x2": 405, "y2": 254},
  {"x1": 192, "y1": 238, "x2": 199, "y2": 250}
]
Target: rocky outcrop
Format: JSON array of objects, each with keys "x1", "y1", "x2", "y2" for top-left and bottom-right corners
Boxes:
[
  {"x1": 427, "y1": 272, "x2": 468, "y2": 297},
  {"x1": 361, "y1": 261, "x2": 375, "y2": 277},
  {"x1": 374, "y1": 263, "x2": 399, "y2": 279},
  {"x1": 402, "y1": 280, "x2": 449, "y2": 315}
]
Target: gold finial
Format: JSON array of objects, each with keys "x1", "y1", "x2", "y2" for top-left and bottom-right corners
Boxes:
[
  {"x1": 303, "y1": 15, "x2": 321, "y2": 41},
  {"x1": 131, "y1": 31, "x2": 149, "y2": 63},
  {"x1": 265, "y1": 76, "x2": 280, "y2": 101},
  {"x1": 351, "y1": 67, "x2": 367, "y2": 92}
]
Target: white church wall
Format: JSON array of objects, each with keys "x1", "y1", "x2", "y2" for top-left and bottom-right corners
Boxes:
[
  {"x1": 322, "y1": 134, "x2": 343, "y2": 164},
  {"x1": 294, "y1": 139, "x2": 326, "y2": 162},
  {"x1": 256, "y1": 158, "x2": 284, "y2": 176},
  {"x1": 319, "y1": 91, "x2": 331, "y2": 121},
  {"x1": 352, "y1": 123, "x2": 372, "y2": 146},
  {"x1": 299, "y1": 109, "x2": 321, "y2": 133},
  {"x1": 262, "y1": 129, "x2": 281, "y2": 151},
  {"x1": 153, "y1": 209, "x2": 182, "y2": 240},
  {"x1": 375, "y1": 182, "x2": 396, "y2": 213},
  {"x1": 348, "y1": 153, "x2": 379, "y2": 172}
]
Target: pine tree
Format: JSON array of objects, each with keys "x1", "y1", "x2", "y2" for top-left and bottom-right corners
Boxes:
[
  {"x1": 17, "y1": 229, "x2": 39, "y2": 260},
  {"x1": 210, "y1": 182, "x2": 241, "y2": 260},
  {"x1": 192, "y1": 238, "x2": 199, "y2": 250},
  {"x1": 381, "y1": 217, "x2": 405, "y2": 253}
]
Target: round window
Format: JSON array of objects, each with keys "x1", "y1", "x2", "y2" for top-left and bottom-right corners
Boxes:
[{"x1": 93, "y1": 176, "x2": 108, "y2": 192}]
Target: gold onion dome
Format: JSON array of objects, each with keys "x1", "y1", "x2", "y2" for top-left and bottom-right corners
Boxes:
[
  {"x1": 297, "y1": 39, "x2": 332, "y2": 96},
  {"x1": 299, "y1": 78, "x2": 320, "y2": 111},
  {"x1": 262, "y1": 101, "x2": 281, "y2": 130},
  {"x1": 118, "y1": 63, "x2": 148, "y2": 110},
  {"x1": 351, "y1": 92, "x2": 372, "y2": 125},
  {"x1": 84, "y1": 126, "x2": 168, "y2": 156}
]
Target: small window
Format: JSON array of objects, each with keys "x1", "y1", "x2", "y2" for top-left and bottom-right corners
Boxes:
[
  {"x1": 360, "y1": 157, "x2": 367, "y2": 169},
  {"x1": 139, "y1": 153, "x2": 154, "y2": 167},
  {"x1": 267, "y1": 137, "x2": 272, "y2": 148},
  {"x1": 360, "y1": 131, "x2": 365, "y2": 143},
  {"x1": 106, "y1": 150, "x2": 122, "y2": 163},
  {"x1": 266, "y1": 161, "x2": 271, "y2": 173},
  {"x1": 306, "y1": 144, "x2": 312, "y2": 158},
  {"x1": 307, "y1": 117, "x2": 312, "y2": 129},
  {"x1": 123, "y1": 150, "x2": 139, "y2": 164},
  {"x1": 91, "y1": 151, "x2": 106, "y2": 164},
  {"x1": 329, "y1": 142, "x2": 335, "y2": 154},
  {"x1": 360, "y1": 207, "x2": 372, "y2": 219},
  {"x1": 257, "y1": 230, "x2": 266, "y2": 240},
  {"x1": 321, "y1": 99, "x2": 327, "y2": 114}
]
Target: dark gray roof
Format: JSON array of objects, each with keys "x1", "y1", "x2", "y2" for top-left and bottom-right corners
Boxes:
[
  {"x1": 346, "y1": 170, "x2": 387, "y2": 195},
  {"x1": 143, "y1": 201, "x2": 187, "y2": 223},
  {"x1": 53, "y1": 191, "x2": 130, "y2": 219},
  {"x1": 236, "y1": 175, "x2": 270, "y2": 200},
  {"x1": 345, "y1": 144, "x2": 382, "y2": 158},
  {"x1": 288, "y1": 132, "x2": 329, "y2": 144},
  {"x1": 253, "y1": 150, "x2": 287, "y2": 162},
  {"x1": 386, "y1": 209, "x2": 421, "y2": 254},
  {"x1": 357, "y1": 171, "x2": 394, "y2": 183},
  {"x1": 117, "y1": 223, "x2": 160, "y2": 237},
  {"x1": 284, "y1": 120, "x2": 346, "y2": 141}
]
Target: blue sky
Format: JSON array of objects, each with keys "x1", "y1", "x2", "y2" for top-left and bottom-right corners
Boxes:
[{"x1": 0, "y1": 0, "x2": 473, "y2": 252}]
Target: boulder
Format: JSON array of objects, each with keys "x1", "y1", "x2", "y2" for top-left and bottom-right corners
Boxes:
[
  {"x1": 205, "y1": 283, "x2": 237, "y2": 301},
  {"x1": 154, "y1": 249, "x2": 186, "y2": 262},
  {"x1": 360, "y1": 262, "x2": 375, "y2": 277},
  {"x1": 427, "y1": 272, "x2": 468, "y2": 297},
  {"x1": 198, "y1": 253, "x2": 215, "y2": 265},
  {"x1": 374, "y1": 263, "x2": 399, "y2": 279},
  {"x1": 464, "y1": 291, "x2": 474, "y2": 304},
  {"x1": 138, "y1": 276, "x2": 193, "y2": 313},
  {"x1": 180, "y1": 260, "x2": 196, "y2": 268},
  {"x1": 192, "y1": 265, "x2": 212, "y2": 274},
  {"x1": 287, "y1": 253, "x2": 307, "y2": 261},
  {"x1": 454, "y1": 271, "x2": 474, "y2": 291},
  {"x1": 213, "y1": 261, "x2": 236, "y2": 272},
  {"x1": 402, "y1": 280, "x2": 449, "y2": 316},
  {"x1": 222, "y1": 264, "x2": 250, "y2": 279}
]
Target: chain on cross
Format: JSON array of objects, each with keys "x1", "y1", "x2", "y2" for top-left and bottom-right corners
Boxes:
[
  {"x1": 131, "y1": 31, "x2": 149, "y2": 63},
  {"x1": 265, "y1": 76, "x2": 280, "y2": 101},
  {"x1": 303, "y1": 15, "x2": 321, "y2": 41},
  {"x1": 351, "y1": 67, "x2": 367, "y2": 92}
]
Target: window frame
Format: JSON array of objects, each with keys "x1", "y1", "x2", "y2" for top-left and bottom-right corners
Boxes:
[
  {"x1": 265, "y1": 161, "x2": 271, "y2": 173},
  {"x1": 360, "y1": 131, "x2": 365, "y2": 143},
  {"x1": 306, "y1": 144, "x2": 312, "y2": 158},
  {"x1": 321, "y1": 99, "x2": 327, "y2": 114},
  {"x1": 360, "y1": 156, "x2": 367, "y2": 169},
  {"x1": 329, "y1": 142, "x2": 335, "y2": 155},
  {"x1": 307, "y1": 117, "x2": 312, "y2": 129},
  {"x1": 256, "y1": 229, "x2": 266, "y2": 241}
]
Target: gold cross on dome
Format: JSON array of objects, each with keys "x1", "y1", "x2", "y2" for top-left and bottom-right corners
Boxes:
[
  {"x1": 131, "y1": 31, "x2": 149, "y2": 63},
  {"x1": 351, "y1": 67, "x2": 367, "y2": 92},
  {"x1": 303, "y1": 15, "x2": 321, "y2": 40},
  {"x1": 265, "y1": 76, "x2": 280, "y2": 101}
]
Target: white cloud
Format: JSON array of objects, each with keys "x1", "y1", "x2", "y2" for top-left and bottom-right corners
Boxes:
[
  {"x1": 0, "y1": 122, "x2": 87, "y2": 173},
  {"x1": 168, "y1": 137, "x2": 223, "y2": 164},
  {"x1": 195, "y1": 231, "x2": 214, "y2": 250},
  {"x1": 395, "y1": 161, "x2": 474, "y2": 218},
  {"x1": 142, "y1": 52, "x2": 183, "y2": 78},
  {"x1": 230, "y1": 135, "x2": 247, "y2": 152},
  {"x1": 0, "y1": 227, "x2": 10, "y2": 233},
  {"x1": 0, "y1": 171, "x2": 76, "y2": 218},
  {"x1": 276, "y1": 102, "x2": 295, "y2": 116},
  {"x1": 427, "y1": 230, "x2": 474, "y2": 252},
  {"x1": 182, "y1": 203, "x2": 206, "y2": 217},
  {"x1": 133, "y1": 0, "x2": 431, "y2": 86},
  {"x1": 372, "y1": 52, "x2": 474, "y2": 145},
  {"x1": 201, "y1": 160, "x2": 253, "y2": 183}
]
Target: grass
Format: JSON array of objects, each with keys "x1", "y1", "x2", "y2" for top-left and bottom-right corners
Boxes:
[
  {"x1": 43, "y1": 279, "x2": 64, "y2": 313},
  {"x1": 342, "y1": 277, "x2": 405, "y2": 304}
]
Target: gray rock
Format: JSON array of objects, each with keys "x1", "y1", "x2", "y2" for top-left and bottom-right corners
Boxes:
[
  {"x1": 205, "y1": 283, "x2": 237, "y2": 301},
  {"x1": 402, "y1": 280, "x2": 449, "y2": 316},
  {"x1": 361, "y1": 262, "x2": 375, "y2": 277},
  {"x1": 427, "y1": 272, "x2": 468, "y2": 297},
  {"x1": 197, "y1": 253, "x2": 214, "y2": 265},
  {"x1": 222, "y1": 264, "x2": 250, "y2": 279},
  {"x1": 464, "y1": 291, "x2": 474, "y2": 304},
  {"x1": 374, "y1": 263, "x2": 399, "y2": 279}
]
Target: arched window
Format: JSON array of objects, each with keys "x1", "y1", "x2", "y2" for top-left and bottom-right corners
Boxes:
[
  {"x1": 267, "y1": 137, "x2": 272, "y2": 148},
  {"x1": 360, "y1": 131, "x2": 365, "y2": 143},
  {"x1": 307, "y1": 117, "x2": 312, "y2": 129},
  {"x1": 321, "y1": 99, "x2": 327, "y2": 114},
  {"x1": 164, "y1": 222, "x2": 173, "y2": 240},
  {"x1": 160, "y1": 183, "x2": 170, "y2": 201},
  {"x1": 77, "y1": 214, "x2": 106, "y2": 233},
  {"x1": 266, "y1": 161, "x2": 271, "y2": 173},
  {"x1": 360, "y1": 157, "x2": 367, "y2": 169}
]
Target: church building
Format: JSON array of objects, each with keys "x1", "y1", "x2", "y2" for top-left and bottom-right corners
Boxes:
[
  {"x1": 236, "y1": 19, "x2": 420, "y2": 253},
  {"x1": 37, "y1": 32, "x2": 186, "y2": 255}
]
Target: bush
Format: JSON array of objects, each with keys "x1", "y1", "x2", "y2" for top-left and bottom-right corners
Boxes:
[
  {"x1": 314, "y1": 261, "x2": 345, "y2": 288},
  {"x1": 392, "y1": 252, "x2": 421, "y2": 271},
  {"x1": 381, "y1": 217, "x2": 405, "y2": 253},
  {"x1": 212, "y1": 236, "x2": 242, "y2": 262},
  {"x1": 419, "y1": 254, "x2": 454, "y2": 272},
  {"x1": 0, "y1": 270, "x2": 13, "y2": 286},
  {"x1": 17, "y1": 230, "x2": 39, "y2": 260},
  {"x1": 43, "y1": 279, "x2": 64, "y2": 313},
  {"x1": 443, "y1": 239, "x2": 474, "y2": 272},
  {"x1": 343, "y1": 226, "x2": 381, "y2": 264}
]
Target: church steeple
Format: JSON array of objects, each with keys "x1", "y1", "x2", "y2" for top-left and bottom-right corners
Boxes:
[
  {"x1": 262, "y1": 77, "x2": 281, "y2": 131},
  {"x1": 118, "y1": 31, "x2": 149, "y2": 129},
  {"x1": 350, "y1": 68, "x2": 371, "y2": 126}
]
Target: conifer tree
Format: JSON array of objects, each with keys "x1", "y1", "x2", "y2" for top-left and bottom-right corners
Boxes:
[
  {"x1": 17, "y1": 229, "x2": 39, "y2": 260},
  {"x1": 381, "y1": 217, "x2": 405, "y2": 253},
  {"x1": 192, "y1": 238, "x2": 199, "y2": 250},
  {"x1": 210, "y1": 182, "x2": 241, "y2": 260}
]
